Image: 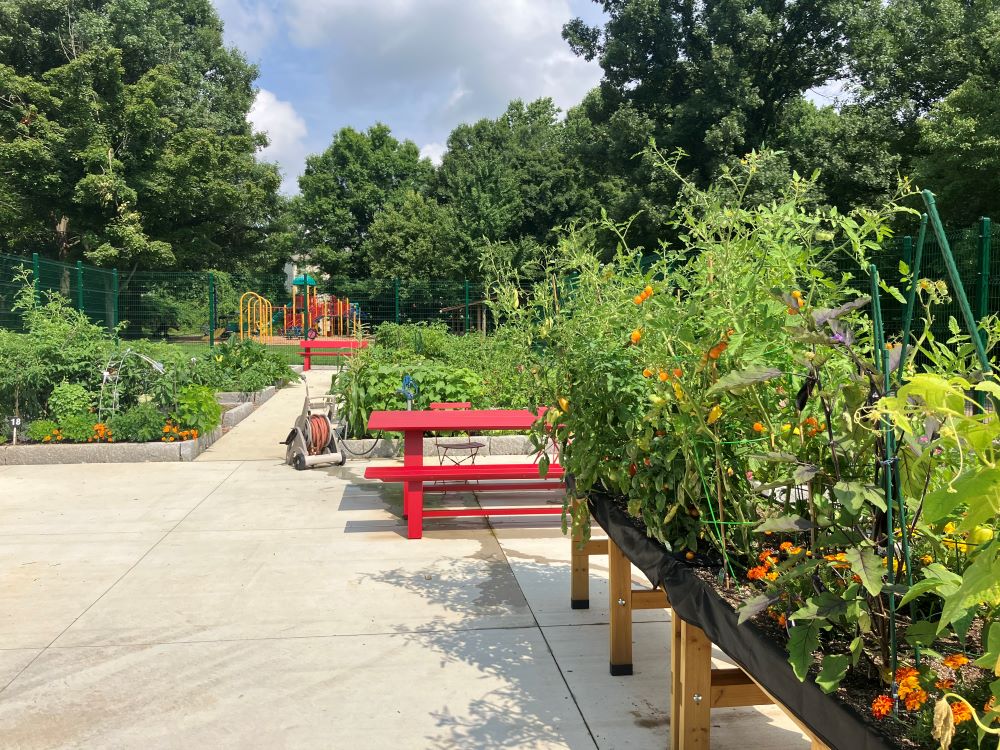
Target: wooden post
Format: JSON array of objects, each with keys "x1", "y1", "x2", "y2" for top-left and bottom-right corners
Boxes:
[
  {"x1": 677, "y1": 620, "x2": 713, "y2": 750},
  {"x1": 571, "y1": 524, "x2": 591, "y2": 609},
  {"x1": 609, "y1": 539, "x2": 633, "y2": 675},
  {"x1": 671, "y1": 616, "x2": 683, "y2": 750}
]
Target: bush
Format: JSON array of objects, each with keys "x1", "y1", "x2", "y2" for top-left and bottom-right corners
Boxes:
[
  {"x1": 174, "y1": 384, "x2": 222, "y2": 434},
  {"x1": 48, "y1": 382, "x2": 95, "y2": 422},
  {"x1": 59, "y1": 413, "x2": 98, "y2": 443},
  {"x1": 107, "y1": 402, "x2": 165, "y2": 443},
  {"x1": 26, "y1": 419, "x2": 59, "y2": 443}
]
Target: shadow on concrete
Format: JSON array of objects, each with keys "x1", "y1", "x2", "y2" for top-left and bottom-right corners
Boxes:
[{"x1": 366, "y1": 537, "x2": 593, "y2": 748}]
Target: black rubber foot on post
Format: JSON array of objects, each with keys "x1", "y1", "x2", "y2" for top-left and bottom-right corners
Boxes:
[
  {"x1": 610, "y1": 663, "x2": 633, "y2": 676},
  {"x1": 571, "y1": 599, "x2": 590, "y2": 610}
]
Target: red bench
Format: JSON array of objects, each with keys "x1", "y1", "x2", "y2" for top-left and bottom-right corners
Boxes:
[
  {"x1": 299, "y1": 339, "x2": 368, "y2": 370},
  {"x1": 364, "y1": 463, "x2": 565, "y2": 537}
]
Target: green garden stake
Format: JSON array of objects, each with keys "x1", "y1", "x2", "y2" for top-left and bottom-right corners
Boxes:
[
  {"x1": 897, "y1": 215, "x2": 928, "y2": 386},
  {"x1": 922, "y1": 191, "x2": 992, "y2": 376},
  {"x1": 208, "y1": 272, "x2": 216, "y2": 349}
]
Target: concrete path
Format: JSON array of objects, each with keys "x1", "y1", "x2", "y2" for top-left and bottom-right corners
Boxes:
[
  {"x1": 197, "y1": 369, "x2": 336, "y2": 462},
  {"x1": 0, "y1": 381, "x2": 812, "y2": 749}
]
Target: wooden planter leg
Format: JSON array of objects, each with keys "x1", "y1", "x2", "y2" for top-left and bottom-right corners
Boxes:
[
  {"x1": 676, "y1": 619, "x2": 712, "y2": 750},
  {"x1": 571, "y1": 526, "x2": 590, "y2": 609},
  {"x1": 609, "y1": 538, "x2": 633, "y2": 676}
]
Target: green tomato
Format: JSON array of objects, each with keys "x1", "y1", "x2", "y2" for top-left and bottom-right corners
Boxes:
[{"x1": 967, "y1": 526, "x2": 994, "y2": 547}]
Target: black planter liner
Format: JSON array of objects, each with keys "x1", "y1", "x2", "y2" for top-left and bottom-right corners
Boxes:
[{"x1": 588, "y1": 490, "x2": 894, "y2": 750}]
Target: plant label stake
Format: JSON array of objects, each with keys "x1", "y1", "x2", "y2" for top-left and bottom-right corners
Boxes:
[{"x1": 9, "y1": 416, "x2": 21, "y2": 445}]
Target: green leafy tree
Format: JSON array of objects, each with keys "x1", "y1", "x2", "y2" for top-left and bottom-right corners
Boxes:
[
  {"x1": 914, "y1": 75, "x2": 1000, "y2": 225},
  {"x1": 0, "y1": 0, "x2": 281, "y2": 272},
  {"x1": 564, "y1": 0, "x2": 869, "y2": 179},
  {"x1": 294, "y1": 124, "x2": 434, "y2": 278},
  {"x1": 436, "y1": 99, "x2": 591, "y2": 254},
  {"x1": 362, "y1": 190, "x2": 471, "y2": 280}
]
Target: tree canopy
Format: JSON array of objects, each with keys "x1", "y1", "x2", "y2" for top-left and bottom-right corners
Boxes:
[{"x1": 0, "y1": 0, "x2": 281, "y2": 271}]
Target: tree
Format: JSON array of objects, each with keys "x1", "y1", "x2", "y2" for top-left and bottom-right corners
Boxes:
[
  {"x1": 914, "y1": 76, "x2": 1000, "y2": 225},
  {"x1": 436, "y1": 99, "x2": 591, "y2": 252},
  {"x1": 0, "y1": 0, "x2": 281, "y2": 272},
  {"x1": 294, "y1": 124, "x2": 434, "y2": 278},
  {"x1": 362, "y1": 190, "x2": 471, "y2": 280},
  {"x1": 564, "y1": 0, "x2": 870, "y2": 180},
  {"x1": 773, "y1": 98, "x2": 901, "y2": 212}
]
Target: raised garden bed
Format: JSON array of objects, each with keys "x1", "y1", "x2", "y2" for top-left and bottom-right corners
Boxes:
[{"x1": 588, "y1": 489, "x2": 894, "y2": 750}]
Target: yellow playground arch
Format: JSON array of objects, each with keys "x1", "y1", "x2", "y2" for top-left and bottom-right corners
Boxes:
[{"x1": 239, "y1": 291, "x2": 273, "y2": 342}]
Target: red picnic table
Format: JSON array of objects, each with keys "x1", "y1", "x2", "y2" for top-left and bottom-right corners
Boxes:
[{"x1": 364, "y1": 409, "x2": 564, "y2": 539}]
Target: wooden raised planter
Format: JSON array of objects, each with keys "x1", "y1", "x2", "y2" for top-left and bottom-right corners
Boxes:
[{"x1": 578, "y1": 490, "x2": 893, "y2": 750}]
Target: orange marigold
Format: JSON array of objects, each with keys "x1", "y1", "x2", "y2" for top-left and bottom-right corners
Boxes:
[
  {"x1": 759, "y1": 549, "x2": 777, "y2": 562},
  {"x1": 942, "y1": 654, "x2": 969, "y2": 670},
  {"x1": 904, "y1": 689, "x2": 928, "y2": 711},
  {"x1": 776, "y1": 613, "x2": 787, "y2": 627},
  {"x1": 747, "y1": 565, "x2": 769, "y2": 581},
  {"x1": 951, "y1": 701, "x2": 973, "y2": 725},
  {"x1": 779, "y1": 541, "x2": 793, "y2": 551},
  {"x1": 934, "y1": 678, "x2": 955, "y2": 691},
  {"x1": 895, "y1": 666, "x2": 919, "y2": 683},
  {"x1": 898, "y1": 675, "x2": 920, "y2": 700},
  {"x1": 871, "y1": 695, "x2": 893, "y2": 720}
]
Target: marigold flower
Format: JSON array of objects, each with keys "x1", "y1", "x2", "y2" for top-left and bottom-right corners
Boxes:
[
  {"x1": 951, "y1": 701, "x2": 973, "y2": 725},
  {"x1": 747, "y1": 565, "x2": 769, "y2": 581},
  {"x1": 777, "y1": 613, "x2": 787, "y2": 627},
  {"x1": 920, "y1": 554, "x2": 933, "y2": 565},
  {"x1": 942, "y1": 654, "x2": 969, "y2": 670},
  {"x1": 759, "y1": 549, "x2": 777, "y2": 562},
  {"x1": 753, "y1": 421, "x2": 765, "y2": 433},
  {"x1": 896, "y1": 667, "x2": 918, "y2": 682},
  {"x1": 904, "y1": 689, "x2": 928, "y2": 711},
  {"x1": 935, "y1": 678, "x2": 955, "y2": 691},
  {"x1": 766, "y1": 571, "x2": 779, "y2": 581},
  {"x1": 779, "y1": 541, "x2": 793, "y2": 551},
  {"x1": 871, "y1": 695, "x2": 893, "y2": 719}
]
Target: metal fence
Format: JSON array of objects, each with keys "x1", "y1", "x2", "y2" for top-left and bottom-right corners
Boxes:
[
  {"x1": 0, "y1": 254, "x2": 490, "y2": 349},
  {"x1": 1, "y1": 217, "x2": 995, "y2": 347}
]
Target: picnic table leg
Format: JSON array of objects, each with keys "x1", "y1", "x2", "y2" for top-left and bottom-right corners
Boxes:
[
  {"x1": 303, "y1": 349, "x2": 311, "y2": 371},
  {"x1": 609, "y1": 538, "x2": 634, "y2": 675},
  {"x1": 404, "y1": 430, "x2": 424, "y2": 539}
]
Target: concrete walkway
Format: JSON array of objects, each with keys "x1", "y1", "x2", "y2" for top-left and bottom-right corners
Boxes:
[
  {"x1": 0, "y1": 376, "x2": 811, "y2": 749},
  {"x1": 197, "y1": 369, "x2": 336, "y2": 462}
]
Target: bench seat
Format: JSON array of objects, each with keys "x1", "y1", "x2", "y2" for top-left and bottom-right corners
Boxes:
[{"x1": 364, "y1": 462, "x2": 565, "y2": 538}]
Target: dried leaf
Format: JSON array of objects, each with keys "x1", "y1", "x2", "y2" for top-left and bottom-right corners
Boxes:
[{"x1": 931, "y1": 697, "x2": 955, "y2": 750}]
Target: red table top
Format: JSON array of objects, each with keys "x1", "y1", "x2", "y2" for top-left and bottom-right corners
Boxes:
[{"x1": 367, "y1": 409, "x2": 543, "y2": 432}]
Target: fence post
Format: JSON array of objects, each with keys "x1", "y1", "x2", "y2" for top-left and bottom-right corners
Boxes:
[
  {"x1": 208, "y1": 272, "x2": 216, "y2": 349},
  {"x1": 31, "y1": 252, "x2": 40, "y2": 302},
  {"x1": 464, "y1": 280, "x2": 471, "y2": 333},
  {"x1": 75, "y1": 261, "x2": 84, "y2": 312},
  {"x1": 112, "y1": 268, "x2": 119, "y2": 332},
  {"x1": 394, "y1": 278, "x2": 400, "y2": 324}
]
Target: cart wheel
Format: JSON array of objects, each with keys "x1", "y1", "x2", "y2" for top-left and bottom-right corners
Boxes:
[
  {"x1": 293, "y1": 452, "x2": 307, "y2": 471},
  {"x1": 306, "y1": 328, "x2": 318, "y2": 340},
  {"x1": 336, "y1": 448, "x2": 347, "y2": 466}
]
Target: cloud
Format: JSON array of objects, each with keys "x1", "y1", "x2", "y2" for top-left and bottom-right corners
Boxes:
[
  {"x1": 248, "y1": 89, "x2": 309, "y2": 193},
  {"x1": 212, "y1": 0, "x2": 279, "y2": 60},
  {"x1": 420, "y1": 143, "x2": 447, "y2": 165},
  {"x1": 283, "y1": 0, "x2": 601, "y2": 142}
]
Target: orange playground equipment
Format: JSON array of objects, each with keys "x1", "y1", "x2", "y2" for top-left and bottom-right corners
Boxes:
[{"x1": 280, "y1": 274, "x2": 360, "y2": 339}]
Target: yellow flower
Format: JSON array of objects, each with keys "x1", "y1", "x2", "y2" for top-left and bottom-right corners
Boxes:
[{"x1": 781, "y1": 423, "x2": 791, "y2": 432}]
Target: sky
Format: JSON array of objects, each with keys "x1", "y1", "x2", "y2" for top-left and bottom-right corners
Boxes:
[{"x1": 211, "y1": 0, "x2": 608, "y2": 193}]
